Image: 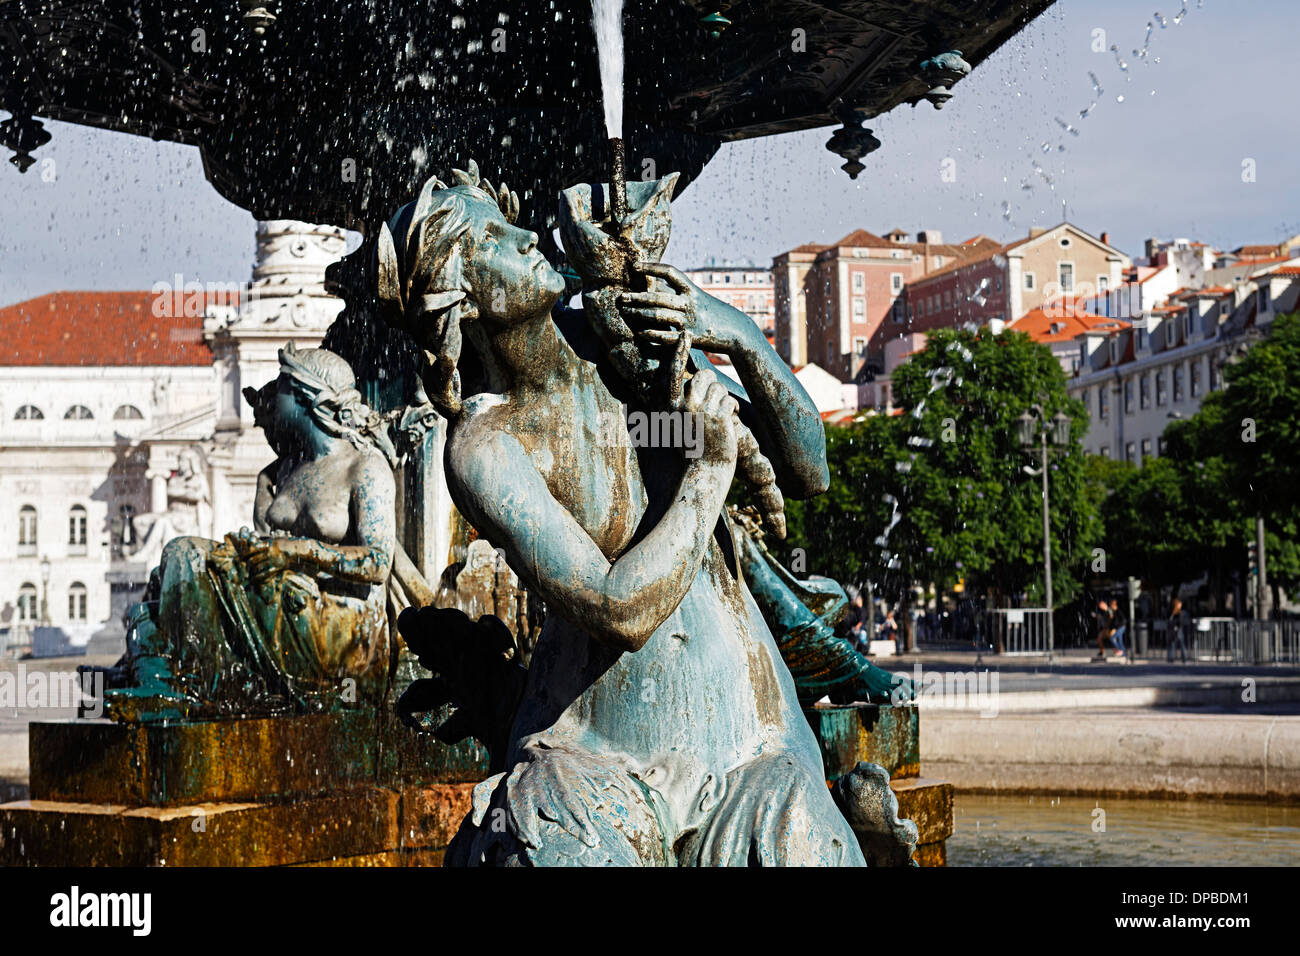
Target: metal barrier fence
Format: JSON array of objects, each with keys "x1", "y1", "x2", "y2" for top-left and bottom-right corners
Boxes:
[
  {"x1": 984, "y1": 608, "x2": 1053, "y2": 655},
  {"x1": 1148, "y1": 617, "x2": 1300, "y2": 664}
]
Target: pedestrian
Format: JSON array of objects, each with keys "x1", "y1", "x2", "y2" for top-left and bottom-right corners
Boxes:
[
  {"x1": 1109, "y1": 598, "x2": 1127, "y2": 659},
  {"x1": 1167, "y1": 596, "x2": 1188, "y2": 663},
  {"x1": 1093, "y1": 598, "x2": 1113, "y2": 661},
  {"x1": 879, "y1": 609, "x2": 898, "y2": 645},
  {"x1": 846, "y1": 591, "x2": 871, "y2": 653}
]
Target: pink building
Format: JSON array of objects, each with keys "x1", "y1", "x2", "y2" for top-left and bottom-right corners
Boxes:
[{"x1": 774, "y1": 228, "x2": 1001, "y2": 382}]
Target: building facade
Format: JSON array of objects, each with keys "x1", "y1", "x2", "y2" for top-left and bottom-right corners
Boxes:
[
  {"x1": 684, "y1": 264, "x2": 775, "y2": 337},
  {"x1": 1067, "y1": 266, "x2": 1300, "y2": 462},
  {"x1": 772, "y1": 244, "x2": 825, "y2": 367},
  {"x1": 0, "y1": 221, "x2": 350, "y2": 657},
  {"x1": 898, "y1": 223, "x2": 1129, "y2": 347},
  {"x1": 0, "y1": 294, "x2": 218, "y2": 655},
  {"x1": 774, "y1": 228, "x2": 1001, "y2": 382}
]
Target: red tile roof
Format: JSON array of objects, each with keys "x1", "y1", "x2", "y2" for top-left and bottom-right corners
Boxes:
[
  {"x1": 1233, "y1": 256, "x2": 1289, "y2": 268},
  {"x1": 1233, "y1": 244, "x2": 1279, "y2": 257},
  {"x1": 1008, "y1": 301, "x2": 1129, "y2": 343},
  {"x1": 0, "y1": 292, "x2": 220, "y2": 367},
  {"x1": 1267, "y1": 265, "x2": 1300, "y2": 277},
  {"x1": 1172, "y1": 285, "x2": 1234, "y2": 298},
  {"x1": 829, "y1": 228, "x2": 893, "y2": 248}
]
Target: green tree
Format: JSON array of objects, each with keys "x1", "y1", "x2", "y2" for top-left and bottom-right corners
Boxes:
[
  {"x1": 1161, "y1": 312, "x2": 1300, "y2": 606},
  {"x1": 1091, "y1": 454, "x2": 1241, "y2": 603},
  {"x1": 783, "y1": 327, "x2": 1099, "y2": 608},
  {"x1": 1165, "y1": 313, "x2": 1300, "y2": 522}
]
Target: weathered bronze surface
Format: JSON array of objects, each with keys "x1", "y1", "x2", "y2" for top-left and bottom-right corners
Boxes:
[
  {"x1": 87, "y1": 346, "x2": 401, "y2": 721},
  {"x1": 376, "y1": 163, "x2": 914, "y2": 865},
  {"x1": 731, "y1": 505, "x2": 914, "y2": 704},
  {"x1": 810, "y1": 702, "x2": 922, "y2": 781}
]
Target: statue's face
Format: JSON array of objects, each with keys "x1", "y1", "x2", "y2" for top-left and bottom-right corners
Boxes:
[
  {"x1": 270, "y1": 373, "x2": 312, "y2": 449},
  {"x1": 463, "y1": 199, "x2": 566, "y2": 327}
]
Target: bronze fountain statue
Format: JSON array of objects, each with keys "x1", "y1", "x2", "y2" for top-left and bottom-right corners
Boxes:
[
  {"x1": 381, "y1": 161, "x2": 916, "y2": 866},
  {"x1": 83, "y1": 158, "x2": 917, "y2": 867},
  {"x1": 89, "y1": 344, "x2": 402, "y2": 721}
]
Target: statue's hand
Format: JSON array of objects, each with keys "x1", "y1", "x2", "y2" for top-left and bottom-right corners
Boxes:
[
  {"x1": 245, "y1": 539, "x2": 300, "y2": 580},
  {"x1": 685, "y1": 367, "x2": 739, "y2": 469},
  {"x1": 619, "y1": 261, "x2": 739, "y2": 353}
]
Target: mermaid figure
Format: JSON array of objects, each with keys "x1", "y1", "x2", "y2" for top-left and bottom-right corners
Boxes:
[
  {"x1": 382, "y1": 163, "x2": 906, "y2": 866},
  {"x1": 93, "y1": 345, "x2": 398, "y2": 721}
]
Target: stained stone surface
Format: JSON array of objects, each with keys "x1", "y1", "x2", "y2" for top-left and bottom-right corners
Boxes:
[
  {"x1": 27, "y1": 712, "x2": 488, "y2": 807},
  {"x1": 2, "y1": 708, "x2": 485, "y2": 867},
  {"x1": 808, "y1": 702, "x2": 922, "y2": 781}
]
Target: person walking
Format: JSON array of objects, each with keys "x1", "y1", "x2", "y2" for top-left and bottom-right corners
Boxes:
[
  {"x1": 1093, "y1": 598, "x2": 1113, "y2": 661},
  {"x1": 1109, "y1": 598, "x2": 1127, "y2": 659},
  {"x1": 846, "y1": 591, "x2": 871, "y2": 653},
  {"x1": 1167, "y1": 596, "x2": 1188, "y2": 663}
]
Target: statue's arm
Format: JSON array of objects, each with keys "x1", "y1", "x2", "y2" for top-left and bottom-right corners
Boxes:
[
  {"x1": 622, "y1": 264, "x2": 829, "y2": 498},
  {"x1": 247, "y1": 456, "x2": 396, "y2": 586},
  {"x1": 695, "y1": 295, "x2": 828, "y2": 497},
  {"x1": 448, "y1": 402, "x2": 736, "y2": 653},
  {"x1": 253, "y1": 464, "x2": 276, "y2": 534}
]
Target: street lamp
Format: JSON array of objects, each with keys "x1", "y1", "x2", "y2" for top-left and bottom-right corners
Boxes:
[
  {"x1": 1018, "y1": 403, "x2": 1072, "y2": 661},
  {"x1": 39, "y1": 555, "x2": 51, "y2": 625}
]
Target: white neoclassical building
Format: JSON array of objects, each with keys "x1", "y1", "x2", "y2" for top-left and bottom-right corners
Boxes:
[{"x1": 0, "y1": 221, "x2": 351, "y2": 657}]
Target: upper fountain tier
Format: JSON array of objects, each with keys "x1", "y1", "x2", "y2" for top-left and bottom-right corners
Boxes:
[{"x1": 0, "y1": 0, "x2": 1052, "y2": 229}]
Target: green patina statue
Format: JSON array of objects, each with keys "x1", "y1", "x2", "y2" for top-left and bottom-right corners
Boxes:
[
  {"x1": 384, "y1": 162, "x2": 916, "y2": 866},
  {"x1": 90, "y1": 344, "x2": 400, "y2": 721},
  {"x1": 729, "y1": 505, "x2": 914, "y2": 707}
]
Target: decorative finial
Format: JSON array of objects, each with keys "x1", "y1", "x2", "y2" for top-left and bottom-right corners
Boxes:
[
  {"x1": 825, "y1": 106, "x2": 881, "y2": 180},
  {"x1": 917, "y1": 50, "x2": 972, "y2": 110},
  {"x1": 0, "y1": 112, "x2": 51, "y2": 173},
  {"x1": 684, "y1": 2, "x2": 733, "y2": 39},
  {"x1": 240, "y1": 1, "x2": 278, "y2": 36}
]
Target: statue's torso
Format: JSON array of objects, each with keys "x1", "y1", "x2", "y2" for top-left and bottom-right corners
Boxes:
[
  {"x1": 458, "y1": 354, "x2": 820, "y2": 826},
  {"x1": 266, "y1": 452, "x2": 359, "y2": 545}
]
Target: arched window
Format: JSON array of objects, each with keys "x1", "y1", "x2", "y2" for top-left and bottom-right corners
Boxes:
[
  {"x1": 68, "y1": 505, "x2": 87, "y2": 548},
  {"x1": 68, "y1": 582, "x2": 87, "y2": 622},
  {"x1": 17, "y1": 583, "x2": 37, "y2": 622},
  {"x1": 113, "y1": 405, "x2": 144, "y2": 420},
  {"x1": 14, "y1": 405, "x2": 44, "y2": 420},
  {"x1": 18, "y1": 505, "x2": 37, "y2": 553},
  {"x1": 64, "y1": 405, "x2": 94, "y2": 420}
]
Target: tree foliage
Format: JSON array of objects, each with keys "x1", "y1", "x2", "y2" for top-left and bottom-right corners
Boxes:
[
  {"x1": 783, "y1": 327, "x2": 1098, "y2": 607},
  {"x1": 1092, "y1": 313, "x2": 1300, "y2": 605}
]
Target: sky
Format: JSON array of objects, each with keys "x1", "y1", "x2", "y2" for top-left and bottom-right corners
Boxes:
[{"x1": 1, "y1": 0, "x2": 1297, "y2": 304}]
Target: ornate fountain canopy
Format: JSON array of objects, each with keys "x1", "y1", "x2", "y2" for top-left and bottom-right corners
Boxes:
[{"x1": 0, "y1": 0, "x2": 1052, "y2": 227}]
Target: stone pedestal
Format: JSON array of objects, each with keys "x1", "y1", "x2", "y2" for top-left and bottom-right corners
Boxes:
[
  {"x1": 4, "y1": 701, "x2": 952, "y2": 866},
  {"x1": 0, "y1": 711, "x2": 488, "y2": 866},
  {"x1": 806, "y1": 703, "x2": 954, "y2": 866}
]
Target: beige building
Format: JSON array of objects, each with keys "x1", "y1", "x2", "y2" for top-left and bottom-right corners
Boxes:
[
  {"x1": 901, "y1": 223, "x2": 1130, "y2": 343},
  {"x1": 772, "y1": 244, "x2": 826, "y2": 367}
]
